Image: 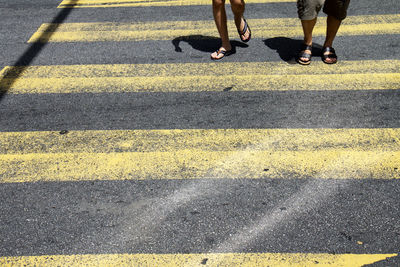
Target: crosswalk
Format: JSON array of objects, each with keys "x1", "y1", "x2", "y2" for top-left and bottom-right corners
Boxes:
[
  {"x1": 0, "y1": 252, "x2": 398, "y2": 266},
  {"x1": 0, "y1": 0, "x2": 399, "y2": 265},
  {"x1": 58, "y1": 0, "x2": 296, "y2": 8},
  {"x1": 1, "y1": 128, "x2": 400, "y2": 183},
  {"x1": 2, "y1": 60, "x2": 399, "y2": 93},
  {"x1": 27, "y1": 15, "x2": 400, "y2": 42}
]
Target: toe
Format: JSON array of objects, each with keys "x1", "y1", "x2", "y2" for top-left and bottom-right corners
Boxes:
[
  {"x1": 327, "y1": 58, "x2": 337, "y2": 64},
  {"x1": 323, "y1": 52, "x2": 337, "y2": 64},
  {"x1": 211, "y1": 49, "x2": 225, "y2": 60}
]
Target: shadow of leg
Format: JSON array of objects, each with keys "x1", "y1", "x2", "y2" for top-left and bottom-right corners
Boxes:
[
  {"x1": 172, "y1": 35, "x2": 248, "y2": 53},
  {"x1": 264, "y1": 37, "x2": 303, "y2": 63},
  {"x1": 264, "y1": 37, "x2": 324, "y2": 63}
]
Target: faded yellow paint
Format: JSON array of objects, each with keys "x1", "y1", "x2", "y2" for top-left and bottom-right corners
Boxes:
[
  {"x1": 2, "y1": 128, "x2": 400, "y2": 154},
  {"x1": 2, "y1": 150, "x2": 400, "y2": 182},
  {"x1": 3, "y1": 60, "x2": 399, "y2": 78},
  {"x1": 0, "y1": 252, "x2": 397, "y2": 266},
  {"x1": 1, "y1": 128, "x2": 399, "y2": 183},
  {"x1": 27, "y1": 14, "x2": 400, "y2": 42},
  {"x1": 59, "y1": 0, "x2": 295, "y2": 8},
  {"x1": 1, "y1": 60, "x2": 399, "y2": 93}
]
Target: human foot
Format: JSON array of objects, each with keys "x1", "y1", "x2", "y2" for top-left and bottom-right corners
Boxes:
[
  {"x1": 322, "y1": 46, "x2": 337, "y2": 64},
  {"x1": 238, "y1": 18, "x2": 251, "y2": 42},
  {"x1": 297, "y1": 43, "x2": 312, "y2": 65},
  {"x1": 210, "y1": 47, "x2": 234, "y2": 60}
]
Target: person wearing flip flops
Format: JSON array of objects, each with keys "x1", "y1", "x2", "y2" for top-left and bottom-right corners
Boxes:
[
  {"x1": 210, "y1": 0, "x2": 251, "y2": 60},
  {"x1": 297, "y1": 0, "x2": 350, "y2": 65}
]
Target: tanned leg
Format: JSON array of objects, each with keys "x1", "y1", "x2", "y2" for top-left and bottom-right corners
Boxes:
[
  {"x1": 323, "y1": 15, "x2": 342, "y2": 63},
  {"x1": 230, "y1": 0, "x2": 250, "y2": 40},
  {"x1": 211, "y1": 0, "x2": 232, "y2": 59},
  {"x1": 299, "y1": 18, "x2": 317, "y2": 62}
]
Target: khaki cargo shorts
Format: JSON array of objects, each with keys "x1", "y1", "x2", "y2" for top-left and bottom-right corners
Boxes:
[{"x1": 297, "y1": 0, "x2": 350, "y2": 20}]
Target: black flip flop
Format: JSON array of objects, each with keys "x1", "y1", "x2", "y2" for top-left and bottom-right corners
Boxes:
[
  {"x1": 211, "y1": 48, "x2": 234, "y2": 60},
  {"x1": 238, "y1": 18, "x2": 251, "y2": 43}
]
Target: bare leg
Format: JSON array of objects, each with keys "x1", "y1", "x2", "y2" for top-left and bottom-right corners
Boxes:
[
  {"x1": 323, "y1": 15, "x2": 342, "y2": 63},
  {"x1": 299, "y1": 18, "x2": 317, "y2": 62},
  {"x1": 230, "y1": 0, "x2": 249, "y2": 40},
  {"x1": 211, "y1": 0, "x2": 231, "y2": 59},
  {"x1": 301, "y1": 18, "x2": 317, "y2": 45}
]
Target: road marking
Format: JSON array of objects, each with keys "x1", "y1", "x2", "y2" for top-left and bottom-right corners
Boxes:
[
  {"x1": 27, "y1": 14, "x2": 400, "y2": 42},
  {"x1": 0, "y1": 252, "x2": 397, "y2": 266},
  {"x1": 59, "y1": 0, "x2": 295, "y2": 8},
  {"x1": 1, "y1": 60, "x2": 399, "y2": 93},
  {"x1": 1, "y1": 128, "x2": 399, "y2": 183}
]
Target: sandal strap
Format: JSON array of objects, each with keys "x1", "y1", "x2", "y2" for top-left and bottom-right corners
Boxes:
[
  {"x1": 299, "y1": 52, "x2": 311, "y2": 59},
  {"x1": 238, "y1": 19, "x2": 248, "y2": 35},
  {"x1": 323, "y1": 46, "x2": 336, "y2": 53},
  {"x1": 324, "y1": 54, "x2": 337, "y2": 59},
  {"x1": 212, "y1": 48, "x2": 233, "y2": 59},
  {"x1": 216, "y1": 48, "x2": 226, "y2": 55},
  {"x1": 299, "y1": 43, "x2": 312, "y2": 59},
  {"x1": 301, "y1": 43, "x2": 312, "y2": 51},
  {"x1": 322, "y1": 47, "x2": 337, "y2": 59}
]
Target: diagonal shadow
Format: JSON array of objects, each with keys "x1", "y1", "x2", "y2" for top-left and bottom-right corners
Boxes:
[
  {"x1": 0, "y1": 0, "x2": 78, "y2": 101},
  {"x1": 172, "y1": 35, "x2": 248, "y2": 53}
]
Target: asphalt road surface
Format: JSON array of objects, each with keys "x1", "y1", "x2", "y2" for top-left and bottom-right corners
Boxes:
[{"x1": 0, "y1": 0, "x2": 399, "y2": 265}]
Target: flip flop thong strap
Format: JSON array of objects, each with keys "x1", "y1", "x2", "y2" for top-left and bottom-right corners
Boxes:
[
  {"x1": 217, "y1": 49, "x2": 226, "y2": 55},
  {"x1": 239, "y1": 19, "x2": 248, "y2": 35}
]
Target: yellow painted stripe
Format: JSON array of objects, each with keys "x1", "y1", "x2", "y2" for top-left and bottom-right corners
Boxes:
[
  {"x1": 59, "y1": 0, "x2": 295, "y2": 8},
  {"x1": 27, "y1": 14, "x2": 400, "y2": 42},
  {"x1": 1, "y1": 128, "x2": 399, "y2": 183},
  {"x1": 1, "y1": 60, "x2": 399, "y2": 94},
  {"x1": 0, "y1": 253, "x2": 397, "y2": 266}
]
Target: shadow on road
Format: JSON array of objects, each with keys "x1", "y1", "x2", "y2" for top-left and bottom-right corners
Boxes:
[
  {"x1": 264, "y1": 37, "x2": 323, "y2": 63},
  {"x1": 0, "y1": 0, "x2": 78, "y2": 101},
  {"x1": 172, "y1": 35, "x2": 248, "y2": 53}
]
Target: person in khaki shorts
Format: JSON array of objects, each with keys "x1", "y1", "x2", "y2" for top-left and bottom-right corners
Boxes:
[{"x1": 297, "y1": 0, "x2": 350, "y2": 65}]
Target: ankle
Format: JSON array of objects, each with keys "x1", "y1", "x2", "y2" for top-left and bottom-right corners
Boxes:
[
  {"x1": 221, "y1": 43, "x2": 231, "y2": 50},
  {"x1": 323, "y1": 41, "x2": 333, "y2": 48},
  {"x1": 303, "y1": 38, "x2": 312, "y2": 46}
]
